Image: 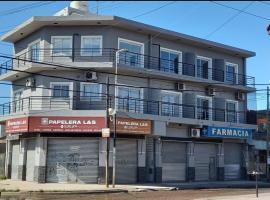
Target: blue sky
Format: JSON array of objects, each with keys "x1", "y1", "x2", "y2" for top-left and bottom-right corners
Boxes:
[{"x1": 0, "y1": 1, "x2": 269, "y2": 110}]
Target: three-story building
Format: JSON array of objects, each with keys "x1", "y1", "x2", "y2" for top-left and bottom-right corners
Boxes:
[{"x1": 0, "y1": 1, "x2": 257, "y2": 184}]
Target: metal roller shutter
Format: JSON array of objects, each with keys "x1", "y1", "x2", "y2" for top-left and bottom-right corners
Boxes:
[
  {"x1": 224, "y1": 143, "x2": 242, "y2": 180},
  {"x1": 116, "y1": 139, "x2": 137, "y2": 184},
  {"x1": 11, "y1": 141, "x2": 20, "y2": 180},
  {"x1": 26, "y1": 139, "x2": 36, "y2": 181},
  {"x1": 162, "y1": 141, "x2": 186, "y2": 182},
  {"x1": 194, "y1": 143, "x2": 217, "y2": 181},
  {"x1": 46, "y1": 138, "x2": 99, "y2": 183}
]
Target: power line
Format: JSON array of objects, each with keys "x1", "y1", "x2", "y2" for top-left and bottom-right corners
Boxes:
[
  {"x1": 210, "y1": 1, "x2": 270, "y2": 21},
  {"x1": 205, "y1": 1, "x2": 255, "y2": 38}
]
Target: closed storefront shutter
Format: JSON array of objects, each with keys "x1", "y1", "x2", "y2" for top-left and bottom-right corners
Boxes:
[
  {"x1": 11, "y1": 141, "x2": 20, "y2": 180},
  {"x1": 194, "y1": 143, "x2": 217, "y2": 181},
  {"x1": 26, "y1": 139, "x2": 36, "y2": 181},
  {"x1": 224, "y1": 143, "x2": 242, "y2": 180},
  {"x1": 162, "y1": 141, "x2": 186, "y2": 182},
  {"x1": 46, "y1": 138, "x2": 99, "y2": 183},
  {"x1": 116, "y1": 139, "x2": 137, "y2": 184}
]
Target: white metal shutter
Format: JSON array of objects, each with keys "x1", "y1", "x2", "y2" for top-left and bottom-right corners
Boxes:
[
  {"x1": 224, "y1": 143, "x2": 242, "y2": 180},
  {"x1": 116, "y1": 139, "x2": 137, "y2": 184},
  {"x1": 162, "y1": 141, "x2": 186, "y2": 182},
  {"x1": 46, "y1": 138, "x2": 99, "y2": 183},
  {"x1": 194, "y1": 143, "x2": 217, "y2": 181},
  {"x1": 11, "y1": 141, "x2": 20, "y2": 180},
  {"x1": 26, "y1": 139, "x2": 36, "y2": 181}
]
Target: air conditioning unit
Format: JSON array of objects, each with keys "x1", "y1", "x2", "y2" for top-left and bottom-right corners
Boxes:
[
  {"x1": 235, "y1": 91, "x2": 245, "y2": 101},
  {"x1": 85, "y1": 71, "x2": 97, "y2": 81},
  {"x1": 25, "y1": 77, "x2": 35, "y2": 87},
  {"x1": 175, "y1": 82, "x2": 185, "y2": 91},
  {"x1": 206, "y1": 86, "x2": 215, "y2": 96},
  {"x1": 190, "y1": 128, "x2": 200, "y2": 138}
]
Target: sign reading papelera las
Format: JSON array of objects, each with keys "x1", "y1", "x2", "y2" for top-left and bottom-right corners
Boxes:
[
  {"x1": 110, "y1": 118, "x2": 151, "y2": 134},
  {"x1": 5, "y1": 117, "x2": 29, "y2": 134}
]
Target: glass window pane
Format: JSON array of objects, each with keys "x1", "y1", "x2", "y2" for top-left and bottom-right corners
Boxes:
[{"x1": 119, "y1": 41, "x2": 143, "y2": 67}]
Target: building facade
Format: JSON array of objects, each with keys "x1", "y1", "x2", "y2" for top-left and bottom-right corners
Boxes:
[{"x1": 0, "y1": 2, "x2": 257, "y2": 184}]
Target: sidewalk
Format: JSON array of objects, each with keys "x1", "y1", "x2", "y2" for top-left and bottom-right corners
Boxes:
[{"x1": 196, "y1": 193, "x2": 270, "y2": 200}]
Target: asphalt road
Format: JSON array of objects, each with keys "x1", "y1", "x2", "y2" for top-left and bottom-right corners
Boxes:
[{"x1": 1, "y1": 188, "x2": 270, "y2": 200}]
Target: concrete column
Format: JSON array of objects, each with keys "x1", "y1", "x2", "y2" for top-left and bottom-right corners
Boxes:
[
  {"x1": 187, "y1": 142, "x2": 195, "y2": 181},
  {"x1": 154, "y1": 138, "x2": 162, "y2": 183},
  {"x1": 5, "y1": 140, "x2": 12, "y2": 178},
  {"x1": 217, "y1": 143, "x2": 224, "y2": 181},
  {"x1": 137, "y1": 139, "x2": 146, "y2": 183},
  {"x1": 241, "y1": 143, "x2": 249, "y2": 180},
  {"x1": 98, "y1": 138, "x2": 112, "y2": 184},
  {"x1": 18, "y1": 139, "x2": 27, "y2": 180},
  {"x1": 34, "y1": 137, "x2": 47, "y2": 183}
]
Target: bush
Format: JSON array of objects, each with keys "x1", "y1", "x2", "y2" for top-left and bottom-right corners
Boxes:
[{"x1": 0, "y1": 175, "x2": 6, "y2": 180}]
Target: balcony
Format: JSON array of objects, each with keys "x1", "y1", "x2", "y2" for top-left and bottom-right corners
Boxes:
[
  {"x1": 0, "y1": 96, "x2": 256, "y2": 126},
  {"x1": 0, "y1": 48, "x2": 255, "y2": 88}
]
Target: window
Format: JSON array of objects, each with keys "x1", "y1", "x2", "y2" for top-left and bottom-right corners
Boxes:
[
  {"x1": 81, "y1": 36, "x2": 102, "y2": 56},
  {"x1": 13, "y1": 90, "x2": 23, "y2": 112},
  {"x1": 196, "y1": 96, "x2": 212, "y2": 120},
  {"x1": 226, "y1": 100, "x2": 238, "y2": 123},
  {"x1": 161, "y1": 91, "x2": 181, "y2": 117},
  {"x1": 118, "y1": 38, "x2": 144, "y2": 68},
  {"x1": 51, "y1": 36, "x2": 72, "y2": 56},
  {"x1": 51, "y1": 83, "x2": 70, "y2": 98},
  {"x1": 226, "y1": 63, "x2": 238, "y2": 84},
  {"x1": 196, "y1": 56, "x2": 211, "y2": 79},
  {"x1": 160, "y1": 48, "x2": 181, "y2": 74},
  {"x1": 117, "y1": 86, "x2": 143, "y2": 113},
  {"x1": 29, "y1": 41, "x2": 40, "y2": 61},
  {"x1": 80, "y1": 83, "x2": 102, "y2": 101}
]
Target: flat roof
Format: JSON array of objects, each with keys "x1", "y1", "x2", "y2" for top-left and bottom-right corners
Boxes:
[{"x1": 1, "y1": 15, "x2": 255, "y2": 58}]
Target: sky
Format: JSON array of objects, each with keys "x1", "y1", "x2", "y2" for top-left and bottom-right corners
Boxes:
[{"x1": 0, "y1": 1, "x2": 269, "y2": 110}]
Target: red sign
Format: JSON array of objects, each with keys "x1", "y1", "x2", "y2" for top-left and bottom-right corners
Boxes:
[
  {"x1": 28, "y1": 117, "x2": 106, "y2": 133},
  {"x1": 5, "y1": 117, "x2": 29, "y2": 134}
]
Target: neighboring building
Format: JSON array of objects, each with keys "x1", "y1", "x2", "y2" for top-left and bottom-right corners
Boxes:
[
  {"x1": 0, "y1": 1, "x2": 257, "y2": 184},
  {"x1": 0, "y1": 124, "x2": 6, "y2": 177}
]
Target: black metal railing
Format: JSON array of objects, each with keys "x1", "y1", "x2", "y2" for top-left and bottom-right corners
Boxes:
[
  {"x1": 0, "y1": 48, "x2": 255, "y2": 87},
  {"x1": 0, "y1": 95, "x2": 255, "y2": 125}
]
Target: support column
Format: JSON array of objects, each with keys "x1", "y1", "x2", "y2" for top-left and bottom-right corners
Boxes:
[
  {"x1": 34, "y1": 137, "x2": 47, "y2": 183},
  {"x1": 217, "y1": 143, "x2": 224, "y2": 181},
  {"x1": 242, "y1": 143, "x2": 249, "y2": 180},
  {"x1": 154, "y1": 138, "x2": 162, "y2": 183},
  {"x1": 187, "y1": 142, "x2": 195, "y2": 181},
  {"x1": 137, "y1": 139, "x2": 146, "y2": 183},
  {"x1": 18, "y1": 139, "x2": 26, "y2": 180},
  {"x1": 5, "y1": 140, "x2": 12, "y2": 178},
  {"x1": 98, "y1": 138, "x2": 112, "y2": 184}
]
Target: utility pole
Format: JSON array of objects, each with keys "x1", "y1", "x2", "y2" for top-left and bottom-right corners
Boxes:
[
  {"x1": 267, "y1": 86, "x2": 270, "y2": 182},
  {"x1": 105, "y1": 76, "x2": 110, "y2": 188}
]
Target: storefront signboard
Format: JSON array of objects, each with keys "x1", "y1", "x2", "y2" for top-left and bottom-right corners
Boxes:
[{"x1": 201, "y1": 126, "x2": 252, "y2": 139}]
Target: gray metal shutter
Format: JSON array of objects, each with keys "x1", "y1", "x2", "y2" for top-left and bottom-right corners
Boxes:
[
  {"x1": 183, "y1": 93, "x2": 195, "y2": 119},
  {"x1": 26, "y1": 139, "x2": 36, "y2": 181},
  {"x1": 194, "y1": 143, "x2": 217, "y2": 181},
  {"x1": 224, "y1": 143, "x2": 242, "y2": 180},
  {"x1": 213, "y1": 97, "x2": 225, "y2": 122},
  {"x1": 11, "y1": 141, "x2": 20, "y2": 180},
  {"x1": 213, "y1": 59, "x2": 225, "y2": 82},
  {"x1": 183, "y1": 52, "x2": 195, "y2": 76},
  {"x1": 46, "y1": 138, "x2": 99, "y2": 183},
  {"x1": 162, "y1": 141, "x2": 186, "y2": 182},
  {"x1": 116, "y1": 139, "x2": 137, "y2": 184}
]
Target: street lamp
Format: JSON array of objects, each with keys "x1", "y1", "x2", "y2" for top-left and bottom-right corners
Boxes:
[{"x1": 112, "y1": 48, "x2": 128, "y2": 188}]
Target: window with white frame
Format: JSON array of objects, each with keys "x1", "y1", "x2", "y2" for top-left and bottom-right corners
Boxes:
[
  {"x1": 196, "y1": 96, "x2": 212, "y2": 120},
  {"x1": 225, "y1": 63, "x2": 238, "y2": 84},
  {"x1": 160, "y1": 48, "x2": 182, "y2": 74},
  {"x1": 51, "y1": 36, "x2": 72, "y2": 56},
  {"x1": 161, "y1": 91, "x2": 182, "y2": 117},
  {"x1": 81, "y1": 36, "x2": 102, "y2": 56},
  {"x1": 13, "y1": 90, "x2": 23, "y2": 112},
  {"x1": 118, "y1": 38, "x2": 144, "y2": 68},
  {"x1": 29, "y1": 41, "x2": 40, "y2": 61},
  {"x1": 196, "y1": 56, "x2": 212, "y2": 79},
  {"x1": 226, "y1": 100, "x2": 238, "y2": 123},
  {"x1": 80, "y1": 83, "x2": 102, "y2": 101},
  {"x1": 117, "y1": 86, "x2": 143, "y2": 113},
  {"x1": 51, "y1": 83, "x2": 71, "y2": 98}
]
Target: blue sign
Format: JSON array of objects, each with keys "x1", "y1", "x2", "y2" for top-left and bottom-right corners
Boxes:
[{"x1": 201, "y1": 126, "x2": 252, "y2": 139}]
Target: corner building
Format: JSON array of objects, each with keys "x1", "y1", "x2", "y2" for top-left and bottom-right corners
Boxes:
[{"x1": 0, "y1": 2, "x2": 257, "y2": 184}]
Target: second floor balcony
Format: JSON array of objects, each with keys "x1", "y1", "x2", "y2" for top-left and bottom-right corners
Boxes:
[{"x1": 0, "y1": 48, "x2": 255, "y2": 88}]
